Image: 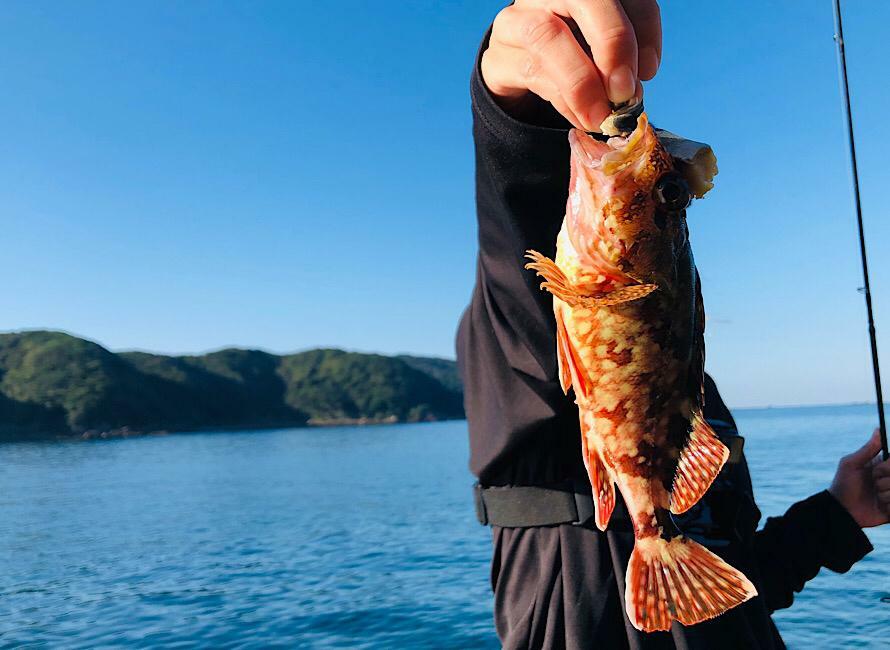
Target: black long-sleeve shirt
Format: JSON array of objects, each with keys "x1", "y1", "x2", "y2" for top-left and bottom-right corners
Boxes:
[{"x1": 457, "y1": 32, "x2": 873, "y2": 649}]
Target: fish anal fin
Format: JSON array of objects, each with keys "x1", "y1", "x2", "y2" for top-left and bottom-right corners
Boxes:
[
  {"x1": 625, "y1": 536, "x2": 757, "y2": 632},
  {"x1": 590, "y1": 451, "x2": 616, "y2": 531},
  {"x1": 525, "y1": 250, "x2": 656, "y2": 308},
  {"x1": 670, "y1": 413, "x2": 729, "y2": 515},
  {"x1": 580, "y1": 413, "x2": 615, "y2": 531}
]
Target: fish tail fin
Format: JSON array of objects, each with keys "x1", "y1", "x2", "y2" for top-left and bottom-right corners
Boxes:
[
  {"x1": 625, "y1": 536, "x2": 757, "y2": 633},
  {"x1": 670, "y1": 413, "x2": 729, "y2": 515}
]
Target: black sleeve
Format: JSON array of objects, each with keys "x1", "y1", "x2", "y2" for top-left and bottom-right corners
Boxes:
[
  {"x1": 466, "y1": 31, "x2": 571, "y2": 367},
  {"x1": 751, "y1": 490, "x2": 873, "y2": 613},
  {"x1": 457, "y1": 33, "x2": 584, "y2": 486}
]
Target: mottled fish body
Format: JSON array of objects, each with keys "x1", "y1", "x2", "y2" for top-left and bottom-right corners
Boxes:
[{"x1": 526, "y1": 114, "x2": 756, "y2": 632}]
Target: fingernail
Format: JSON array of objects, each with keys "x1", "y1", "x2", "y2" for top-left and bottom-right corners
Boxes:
[
  {"x1": 607, "y1": 65, "x2": 636, "y2": 104},
  {"x1": 639, "y1": 46, "x2": 660, "y2": 80}
]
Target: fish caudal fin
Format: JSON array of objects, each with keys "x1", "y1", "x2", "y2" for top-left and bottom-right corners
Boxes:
[
  {"x1": 524, "y1": 250, "x2": 658, "y2": 308},
  {"x1": 625, "y1": 536, "x2": 757, "y2": 633},
  {"x1": 670, "y1": 413, "x2": 729, "y2": 515}
]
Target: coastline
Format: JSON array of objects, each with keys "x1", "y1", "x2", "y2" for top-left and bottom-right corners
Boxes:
[{"x1": 0, "y1": 415, "x2": 466, "y2": 444}]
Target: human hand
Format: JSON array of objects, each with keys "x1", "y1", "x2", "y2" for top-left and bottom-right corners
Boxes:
[
  {"x1": 828, "y1": 429, "x2": 890, "y2": 528},
  {"x1": 481, "y1": 0, "x2": 662, "y2": 131}
]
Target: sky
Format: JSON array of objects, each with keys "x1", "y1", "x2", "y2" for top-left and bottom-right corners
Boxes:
[{"x1": 2, "y1": 1, "x2": 889, "y2": 408}]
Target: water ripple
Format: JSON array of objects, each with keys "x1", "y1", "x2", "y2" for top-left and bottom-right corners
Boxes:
[{"x1": 0, "y1": 412, "x2": 886, "y2": 647}]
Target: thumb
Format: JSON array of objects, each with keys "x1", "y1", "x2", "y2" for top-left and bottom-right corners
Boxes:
[{"x1": 844, "y1": 428, "x2": 882, "y2": 466}]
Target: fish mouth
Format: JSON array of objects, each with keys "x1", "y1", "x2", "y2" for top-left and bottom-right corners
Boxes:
[
  {"x1": 565, "y1": 112, "x2": 665, "y2": 281},
  {"x1": 569, "y1": 112, "x2": 656, "y2": 180},
  {"x1": 599, "y1": 99, "x2": 645, "y2": 137}
]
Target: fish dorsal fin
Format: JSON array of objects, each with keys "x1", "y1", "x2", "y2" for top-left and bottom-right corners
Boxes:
[{"x1": 669, "y1": 412, "x2": 729, "y2": 515}]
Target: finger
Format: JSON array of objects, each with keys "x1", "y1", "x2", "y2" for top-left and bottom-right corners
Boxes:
[
  {"x1": 843, "y1": 429, "x2": 883, "y2": 467},
  {"x1": 480, "y1": 43, "x2": 529, "y2": 101},
  {"x1": 526, "y1": 71, "x2": 588, "y2": 129},
  {"x1": 873, "y1": 458, "x2": 890, "y2": 479},
  {"x1": 482, "y1": 43, "x2": 588, "y2": 128},
  {"x1": 621, "y1": 0, "x2": 661, "y2": 80},
  {"x1": 878, "y1": 489, "x2": 890, "y2": 505},
  {"x1": 563, "y1": 0, "x2": 639, "y2": 103},
  {"x1": 496, "y1": 8, "x2": 611, "y2": 129}
]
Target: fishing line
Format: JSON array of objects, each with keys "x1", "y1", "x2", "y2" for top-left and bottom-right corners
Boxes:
[{"x1": 832, "y1": 0, "x2": 889, "y2": 461}]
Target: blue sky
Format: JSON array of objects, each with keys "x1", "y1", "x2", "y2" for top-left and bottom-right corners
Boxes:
[{"x1": 2, "y1": 1, "x2": 888, "y2": 408}]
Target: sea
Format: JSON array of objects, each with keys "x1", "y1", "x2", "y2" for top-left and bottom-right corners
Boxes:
[{"x1": 1, "y1": 404, "x2": 888, "y2": 648}]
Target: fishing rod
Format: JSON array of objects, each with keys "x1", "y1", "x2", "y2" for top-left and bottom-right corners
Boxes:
[{"x1": 832, "y1": 0, "x2": 889, "y2": 461}]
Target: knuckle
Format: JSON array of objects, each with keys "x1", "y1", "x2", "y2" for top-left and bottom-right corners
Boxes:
[
  {"x1": 562, "y1": 70, "x2": 594, "y2": 104},
  {"x1": 522, "y1": 13, "x2": 565, "y2": 51},
  {"x1": 598, "y1": 23, "x2": 633, "y2": 51},
  {"x1": 490, "y1": 6, "x2": 513, "y2": 38},
  {"x1": 520, "y1": 55, "x2": 540, "y2": 81}
]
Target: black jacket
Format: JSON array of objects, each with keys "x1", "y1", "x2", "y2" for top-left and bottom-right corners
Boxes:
[{"x1": 456, "y1": 33, "x2": 872, "y2": 649}]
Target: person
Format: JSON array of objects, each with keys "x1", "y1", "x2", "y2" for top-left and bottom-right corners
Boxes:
[{"x1": 456, "y1": 1, "x2": 890, "y2": 648}]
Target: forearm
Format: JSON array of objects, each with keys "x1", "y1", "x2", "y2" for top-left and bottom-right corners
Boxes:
[
  {"x1": 468, "y1": 32, "x2": 572, "y2": 369},
  {"x1": 751, "y1": 490, "x2": 872, "y2": 613}
]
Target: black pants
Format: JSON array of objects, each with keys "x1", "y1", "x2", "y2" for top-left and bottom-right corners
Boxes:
[{"x1": 490, "y1": 497, "x2": 781, "y2": 650}]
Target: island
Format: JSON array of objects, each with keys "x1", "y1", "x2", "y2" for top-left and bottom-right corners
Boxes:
[{"x1": 0, "y1": 331, "x2": 464, "y2": 441}]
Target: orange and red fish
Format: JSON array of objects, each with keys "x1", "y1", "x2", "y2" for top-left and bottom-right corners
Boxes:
[{"x1": 526, "y1": 113, "x2": 756, "y2": 632}]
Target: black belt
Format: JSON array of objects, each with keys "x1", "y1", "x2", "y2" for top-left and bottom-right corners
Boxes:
[
  {"x1": 473, "y1": 426, "x2": 747, "y2": 531},
  {"x1": 474, "y1": 482, "x2": 596, "y2": 528}
]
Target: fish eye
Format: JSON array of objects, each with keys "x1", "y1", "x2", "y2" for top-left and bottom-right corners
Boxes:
[{"x1": 653, "y1": 172, "x2": 691, "y2": 211}]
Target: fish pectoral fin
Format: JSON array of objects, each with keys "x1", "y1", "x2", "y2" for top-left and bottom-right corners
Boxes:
[
  {"x1": 525, "y1": 250, "x2": 657, "y2": 307},
  {"x1": 670, "y1": 412, "x2": 730, "y2": 514},
  {"x1": 585, "y1": 283, "x2": 658, "y2": 307},
  {"x1": 625, "y1": 535, "x2": 757, "y2": 632},
  {"x1": 525, "y1": 250, "x2": 582, "y2": 306}
]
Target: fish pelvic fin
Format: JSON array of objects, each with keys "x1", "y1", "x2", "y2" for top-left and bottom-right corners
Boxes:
[
  {"x1": 670, "y1": 413, "x2": 729, "y2": 515},
  {"x1": 524, "y1": 250, "x2": 657, "y2": 308},
  {"x1": 555, "y1": 304, "x2": 592, "y2": 399},
  {"x1": 554, "y1": 305, "x2": 573, "y2": 394},
  {"x1": 580, "y1": 413, "x2": 615, "y2": 530},
  {"x1": 625, "y1": 536, "x2": 757, "y2": 633}
]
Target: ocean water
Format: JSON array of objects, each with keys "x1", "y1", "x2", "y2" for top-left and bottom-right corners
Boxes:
[{"x1": 0, "y1": 405, "x2": 887, "y2": 648}]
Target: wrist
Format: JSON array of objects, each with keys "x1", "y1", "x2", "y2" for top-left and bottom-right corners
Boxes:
[{"x1": 826, "y1": 484, "x2": 862, "y2": 528}]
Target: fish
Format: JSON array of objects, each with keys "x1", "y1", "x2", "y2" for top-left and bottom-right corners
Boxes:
[{"x1": 525, "y1": 113, "x2": 756, "y2": 633}]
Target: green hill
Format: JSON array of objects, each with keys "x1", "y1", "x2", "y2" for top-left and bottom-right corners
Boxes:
[{"x1": 0, "y1": 331, "x2": 464, "y2": 441}]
